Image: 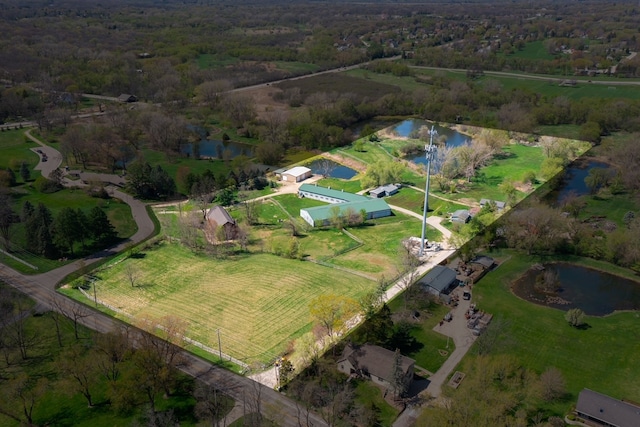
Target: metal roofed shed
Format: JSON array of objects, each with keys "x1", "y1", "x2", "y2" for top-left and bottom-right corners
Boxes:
[
  {"x1": 418, "y1": 265, "x2": 458, "y2": 296},
  {"x1": 298, "y1": 183, "x2": 370, "y2": 204},
  {"x1": 300, "y1": 199, "x2": 391, "y2": 227},
  {"x1": 281, "y1": 166, "x2": 312, "y2": 182},
  {"x1": 369, "y1": 184, "x2": 400, "y2": 198}
]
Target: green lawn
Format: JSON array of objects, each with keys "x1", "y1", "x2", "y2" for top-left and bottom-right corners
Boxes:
[
  {"x1": 578, "y1": 191, "x2": 640, "y2": 227},
  {"x1": 0, "y1": 129, "x2": 40, "y2": 179},
  {"x1": 337, "y1": 140, "x2": 395, "y2": 166},
  {"x1": 507, "y1": 40, "x2": 557, "y2": 61},
  {"x1": 81, "y1": 242, "x2": 377, "y2": 365},
  {"x1": 354, "y1": 380, "x2": 400, "y2": 427},
  {"x1": 471, "y1": 250, "x2": 640, "y2": 410},
  {"x1": 328, "y1": 214, "x2": 441, "y2": 279}
]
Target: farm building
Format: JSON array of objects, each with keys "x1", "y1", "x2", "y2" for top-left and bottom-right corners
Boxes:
[
  {"x1": 451, "y1": 209, "x2": 471, "y2": 223},
  {"x1": 206, "y1": 206, "x2": 238, "y2": 240},
  {"x1": 418, "y1": 265, "x2": 458, "y2": 296},
  {"x1": 281, "y1": 166, "x2": 312, "y2": 182},
  {"x1": 338, "y1": 343, "x2": 414, "y2": 394},
  {"x1": 298, "y1": 183, "x2": 366, "y2": 204},
  {"x1": 300, "y1": 199, "x2": 391, "y2": 227},
  {"x1": 369, "y1": 184, "x2": 400, "y2": 198},
  {"x1": 575, "y1": 389, "x2": 640, "y2": 427},
  {"x1": 298, "y1": 184, "x2": 391, "y2": 227}
]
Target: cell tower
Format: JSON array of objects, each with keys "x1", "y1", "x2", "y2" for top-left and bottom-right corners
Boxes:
[{"x1": 419, "y1": 125, "x2": 437, "y2": 256}]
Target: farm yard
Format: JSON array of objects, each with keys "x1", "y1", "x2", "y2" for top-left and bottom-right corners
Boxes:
[{"x1": 83, "y1": 242, "x2": 377, "y2": 367}]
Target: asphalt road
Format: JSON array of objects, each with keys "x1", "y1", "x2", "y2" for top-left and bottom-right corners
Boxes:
[{"x1": 0, "y1": 135, "x2": 328, "y2": 427}]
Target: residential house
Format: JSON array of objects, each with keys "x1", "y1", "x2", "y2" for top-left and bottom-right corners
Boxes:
[
  {"x1": 206, "y1": 206, "x2": 238, "y2": 240},
  {"x1": 337, "y1": 343, "x2": 414, "y2": 394},
  {"x1": 369, "y1": 184, "x2": 400, "y2": 198},
  {"x1": 281, "y1": 166, "x2": 312, "y2": 182},
  {"x1": 418, "y1": 265, "x2": 458, "y2": 296},
  {"x1": 575, "y1": 388, "x2": 640, "y2": 427}
]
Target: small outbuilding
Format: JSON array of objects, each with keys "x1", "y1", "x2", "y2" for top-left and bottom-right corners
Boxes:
[
  {"x1": 451, "y1": 209, "x2": 471, "y2": 224},
  {"x1": 369, "y1": 184, "x2": 400, "y2": 198},
  {"x1": 418, "y1": 265, "x2": 458, "y2": 296},
  {"x1": 575, "y1": 388, "x2": 640, "y2": 427},
  {"x1": 117, "y1": 94, "x2": 138, "y2": 103},
  {"x1": 281, "y1": 166, "x2": 312, "y2": 182}
]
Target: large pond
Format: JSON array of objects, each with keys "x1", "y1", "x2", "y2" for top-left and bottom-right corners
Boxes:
[
  {"x1": 181, "y1": 139, "x2": 254, "y2": 159},
  {"x1": 512, "y1": 263, "x2": 640, "y2": 316},
  {"x1": 554, "y1": 159, "x2": 610, "y2": 204},
  {"x1": 391, "y1": 119, "x2": 470, "y2": 165},
  {"x1": 306, "y1": 159, "x2": 358, "y2": 180}
]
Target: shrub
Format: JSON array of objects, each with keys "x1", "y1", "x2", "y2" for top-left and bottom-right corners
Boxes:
[{"x1": 34, "y1": 176, "x2": 62, "y2": 193}]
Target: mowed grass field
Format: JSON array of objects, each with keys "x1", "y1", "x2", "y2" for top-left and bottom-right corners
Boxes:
[
  {"x1": 93, "y1": 242, "x2": 377, "y2": 365},
  {"x1": 471, "y1": 251, "x2": 640, "y2": 411}
]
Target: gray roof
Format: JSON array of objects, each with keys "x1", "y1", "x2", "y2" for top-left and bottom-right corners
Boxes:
[
  {"x1": 370, "y1": 184, "x2": 399, "y2": 196},
  {"x1": 418, "y1": 265, "x2": 457, "y2": 293},
  {"x1": 451, "y1": 209, "x2": 471, "y2": 222},
  {"x1": 339, "y1": 343, "x2": 414, "y2": 383},
  {"x1": 299, "y1": 183, "x2": 370, "y2": 203},
  {"x1": 576, "y1": 389, "x2": 640, "y2": 427},
  {"x1": 471, "y1": 256, "x2": 495, "y2": 269},
  {"x1": 206, "y1": 206, "x2": 235, "y2": 226}
]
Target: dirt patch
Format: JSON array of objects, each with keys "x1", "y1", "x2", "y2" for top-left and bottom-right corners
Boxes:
[
  {"x1": 322, "y1": 152, "x2": 367, "y2": 173},
  {"x1": 238, "y1": 86, "x2": 291, "y2": 122}
]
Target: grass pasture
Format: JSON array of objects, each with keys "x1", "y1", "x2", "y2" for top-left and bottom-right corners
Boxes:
[{"x1": 91, "y1": 242, "x2": 377, "y2": 365}]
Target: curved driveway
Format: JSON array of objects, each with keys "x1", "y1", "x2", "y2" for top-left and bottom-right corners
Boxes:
[{"x1": 1, "y1": 133, "x2": 328, "y2": 427}]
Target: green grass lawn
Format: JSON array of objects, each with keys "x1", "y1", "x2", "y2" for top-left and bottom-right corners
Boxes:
[
  {"x1": 81, "y1": 242, "x2": 377, "y2": 365},
  {"x1": 0, "y1": 129, "x2": 39, "y2": 179},
  {"x1": 337, "y1": 140, "x2": 395, "y2": 166},
  {"x1": 354, "y1": 380, "x2": 400, "y2": 427},
  {"x1": 507, "y1": 40, "x2": 557, "y2": 61},
  {"x1": 578, "y1": 191, "x2": 640, "y2": 227},
  {"x1": 328, "y1": 213, "x2": 441, "y2": 279},
  {"x1": 471, "y1": 250, "x2": 640, "y2": 410},
  {"x1": 315, "y1": 177, "x2": 363, "y2": 193}
]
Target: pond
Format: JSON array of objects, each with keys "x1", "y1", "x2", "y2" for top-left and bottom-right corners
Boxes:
[
  {"x1": 390, "y1": 119, "x2": 470, "y2": 165},
  {"x1": 306, "y1": 158, "x2": 358, "y2": 180},
  {"x1": 181, "y1": 139, "x2": 254, "y2": 159},
  {"x1": 554, "y1": 159, "x2": 610, "y2": 205},
  {"x1": 512, "y1": 263, "x2": 640, "y2": 316}
]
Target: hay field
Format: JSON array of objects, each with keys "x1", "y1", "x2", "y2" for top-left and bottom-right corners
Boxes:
[{"x1": 94, "y1": 242, "x2": 376, "y2": 365}]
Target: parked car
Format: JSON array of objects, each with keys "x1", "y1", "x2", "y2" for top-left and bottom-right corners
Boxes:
[
  {"x1": 463, "y1": 291, "x2": 471, "y2": 300},
  {"x1": 444, "y1": 312, "x2": 453, "y2": 322}
]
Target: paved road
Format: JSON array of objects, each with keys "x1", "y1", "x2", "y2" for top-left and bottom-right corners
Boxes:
[{"x1": 1, "y1": 133, "x2": 328, "y2": 427}]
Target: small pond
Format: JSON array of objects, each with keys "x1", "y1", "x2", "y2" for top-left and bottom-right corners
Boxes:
[
  {"x1": 306, "y1": 159, "x2": 358, "y2": 180},
  {"x1": 181, "y1": 139, "x2": 254, "y2": 159},
  {"x1": 390, "y1": 119, "x2": 470, "y2": 165},
  {"x1": 512, "y1": 263, "x2": 640, "y2": 316},
  {"x1": 554, "y1": 159, "x2": 610, "y2": 205}
]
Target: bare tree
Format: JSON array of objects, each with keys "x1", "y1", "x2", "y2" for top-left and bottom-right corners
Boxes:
[
  {"x1": 396, "y1": 243, "x2": 422, "y2": 310},
  {"x1": 123, "y1": 264, "x2": 141, "y2": 288},
  {"x1": 58, "y1": 344, "x2": 99, "y2": 407}
]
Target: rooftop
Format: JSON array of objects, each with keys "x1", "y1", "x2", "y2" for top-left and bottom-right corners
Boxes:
[
  {"x1": 576, "y1": 389, "x2": 640, "y2": 427},
  {"x1": 299, "y1": 183, "x2": 370, "y2": 203}
]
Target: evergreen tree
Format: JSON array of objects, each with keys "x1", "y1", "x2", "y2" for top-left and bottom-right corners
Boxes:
[
  {"x1": 89, "y1": 206, "x2": 117, "y2": 243},
  {"x1": 19, "y1": 162, "x2": 30, "y2": 183},
  {"x1": 75, "y1": 209, "x2": 90, "y2": 250},
  {"x1": 21, "y1": 201, "x2": 34, "y2": 223},
  {"x1": 26, "y1": 203, "x2": 55, "y2": 257},
  {"x1": 5, "y1": 167, "x2": 16, "y2": 186},
  {"x1": 52, "y1": 207, "x2": 79, "y2": 255}
]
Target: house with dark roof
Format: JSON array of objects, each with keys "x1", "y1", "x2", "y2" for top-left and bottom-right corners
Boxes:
[
  {"x1": 480, "y1": 199, "x2": 506, "y2": 211},
  {"x1": 575, "y1": 388, "x2": 640, "y2": 427},
  {"x1": 206, "y1": 206, "x2": 238, "y2": 240},
  {"x1": 337, "y1": 343, "x2": 414, "y2": 394},
  {"x1": 418, "y1": 265, "x2": 458, "y2": 296}
]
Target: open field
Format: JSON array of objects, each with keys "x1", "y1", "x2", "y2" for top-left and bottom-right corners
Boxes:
[
  {"x1": 276, "y1": 73, "x2": 400, "y2": 102},
  {"x1": 471, "y1": 250, "x2": 640, "y2": 413},
  {"x1": 90, "y1": 242, "x2": 377, "y2": 365}
]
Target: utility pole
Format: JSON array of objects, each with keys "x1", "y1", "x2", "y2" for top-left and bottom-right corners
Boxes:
[
  {"x1": 419, "y1": 125, "x2": 438, "y2": 256},
  {"x1": 217, "y1": 328, "x2": 222, "y2": 361}
]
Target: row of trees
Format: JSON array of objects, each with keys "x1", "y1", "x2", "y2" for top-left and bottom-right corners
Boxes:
[{"x1": 0, "y1": 198, "x2": 117, "y2": 257}]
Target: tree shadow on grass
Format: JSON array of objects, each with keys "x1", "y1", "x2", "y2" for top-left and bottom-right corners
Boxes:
[{"x1": 576, "y1": 323, "x2": 592, "y2": 330}]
